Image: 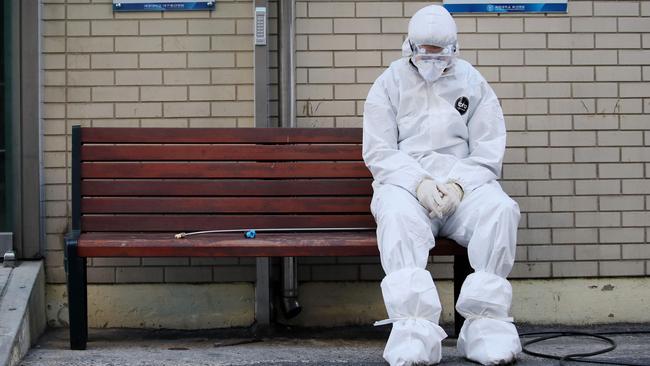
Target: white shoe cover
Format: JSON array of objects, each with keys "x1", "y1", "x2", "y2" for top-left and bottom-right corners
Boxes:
[
  {"x1": 456, "y1": 272, "x2": 521, "y2": 365},
  {"x1": 378, "y1": 267, "x2": 448, "y2": 366}
]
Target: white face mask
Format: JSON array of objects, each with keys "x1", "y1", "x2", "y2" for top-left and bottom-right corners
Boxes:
[{"x1": 413, "y1": 58, "x2": 448, "y2": 83}]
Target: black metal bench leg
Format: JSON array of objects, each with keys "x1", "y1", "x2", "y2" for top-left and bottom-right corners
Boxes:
[
  {"x1": 453, "y1": 252, "x2": 472, "y2": 337},
  {"x1": 253, "y1": 257, "x2": 272, "y2": 337},
  {"x1": 65, "y1": 233, "x2": 88, "y2": 350}
]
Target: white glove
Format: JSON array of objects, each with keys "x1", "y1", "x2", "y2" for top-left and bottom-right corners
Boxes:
[
  {"x1": 416, "y1": 179, "x2": 445, "y2": 219},
  {"x1": 437, "y1": 182, "x2": 464, "y2": 217}
]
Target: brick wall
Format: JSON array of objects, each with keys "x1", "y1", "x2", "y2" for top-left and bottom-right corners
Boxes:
[{"x1": 42, "y1": 0, "x2": 650, "y2": 285}]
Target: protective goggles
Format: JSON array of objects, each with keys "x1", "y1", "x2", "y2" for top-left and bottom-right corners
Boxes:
[{"x1": 411, "y1": 43, "x2": 457, "y2": 63}]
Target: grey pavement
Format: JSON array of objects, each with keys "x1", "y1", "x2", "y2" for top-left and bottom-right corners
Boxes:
[{"x1": 20, "y1": 324, "x2": 650, "y2": 366}]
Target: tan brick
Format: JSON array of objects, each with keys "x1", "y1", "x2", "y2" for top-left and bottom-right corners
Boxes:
[
  {"x1": 620, "y1": 50, "x2": 650, "y2": 65},
  {"x1": 356, "y1": 34, "x2": 402, "y2": 50},
  {"x1": 89, "y1": 54, "x2": 134, "y2": 70},
  {"x1": 500, "y1": 34, "x2": 546, "y2": 49},
  {"x1": 43, "y1": 37, "x2": 65, "y2": 53},
  {"x1": 188, "y1": 86, "x2": 236, "y2": 101},
  {"x1": 115, "y1": 36, "x2": 163, "y2": 52},
  {"x1": 297, "y1": 100, "x2": 356, "y2": 116},
  {"x1": 620, "y1": 83, "x2": 650, "y2": 98},
  {"x1": 599, "y1": 163, "x2": 644, "y2": 179},
  {"x1": 623, "y1": 179, "x2": 650, "y2": 194},
  {"x1": 499, "y1": 67, "x2": 546, "y2": 82},
  {"x1": 162, "y1": 102, "x2": 210, "y2": 118},
  {"x1": 524, "y1": 17, "x2": 570, "y2": 33},
  {"x1": 620, "y1": 115, "x2": 649, "y2": 130},
  {"x1": 334, "y1": 84, "x2": 372, "y2": 100},
  {"x1": 141, "y1": 86, "x2": 188, "y2": 102},
  {"x1": 334, "y1": 51, "x2": 381, "y2": 67},
  {"x1": 457, "y1": 34, "x2": 498, "y2": 50},
  {"x1": 309, "y1": 68, "x2": 355, "y2": 84},
  {"x1": 43, "y1": 22, "x2": 65, "y2": 38},
  {"x1": 548, "y1": 34, "x2": 595, "y2": 49},
  {"x1": 596, "y1": 34, "x2": 641, "y2": 49},
  {"x1": 67, "y1": 4, "x2": 114, "y2": 20},
  {"x1": 593, "y1": 1, "x2": 639, "y2": 16},
  {"x1": 67, "y1": 103, "x2": 113, "y2": 119},
  {"x1": 529, "y1": 245, "x2": 574, "y2": 261},
  {"x1": 575, "y1": 147, "x2": 620, "y2": 163},
  {"x1": 575, "y1": 244, "x2": 620, "y2": 260},
  {"x1": 139, "y1": 53, "x2": 187, "y2": 69},
  {"x1": 528, "y1": 180, "x2": 573, "y2": 196},
  {"x1": 477, "y1": 50, "x2": 523, "y2": 66},
  {"x1": 116, "y1": 70, "x2": 162, "y2": 85},
  {"x1": 507, "y1": 131, "x2": 548, "y2": 147},
  {"x1": 66, "y1": 21, "x2": 90, "y2": 36},
  {"x1": 600, "y1": 260, "x2": 645, "y2": 276},
  {"x1": 515, "y1": 197, "x2": 550, "y2": 213},
  {"x1": 602, "y1": 196, "x2": 645, "y2": 214},
  {"x1": 622, "y1": 244, "x2": 650, "y2": 259},
  {"x1": 44, "y1": 55, "x2": 66, "y2": 70},
  {"x1": 188, "y1": 53, "x2": 235, "y2": 68},
  {"x1": 477, "y1": 18, "x2": 522, "y2": 33},
  {"x1": 571, "y1": 17, "x2": 617, "y2": 33},
  {"x1": 525, "y1": 83, "x2": 570, "y2": 98},
  {"x1": 572, "y1": 50, "x2": 618, "y2": 66},
  {"x1": 529, "y1": 213, "x2": 574, "y2": 228},
  {"x1": 622, "y1": 147, "x2": 650, "y2": 162},
  {"x1": 297, "y1": 85, "x2": 333, "y2": 100},
  {"x1": 163, "y1": 36, "x2": 210, "y2": 51},
  {"x1": 380, "y1": 18, "x2": 408, "y2": 34},
  {"x1": 235, "y1": 19, "x2": 253, "y2": 35},
  {"x1": 572, "y1": 82, "x2": 618, "y2": 98},
  {"x1": 211, "y1": 69, "x2": 253, "y2": 84},
  {"x1": 164, "y1": 70, "x2": 211, "y2": 85},
  {"x1": 308, "y1": 2, "x2": 355, "y2": 17},
  {"x1": 67, "y1": 87, "x2": 91, "y2": 102},
  {"x1": 356, "y1": 2, "x2": 402, "y2": 17},
  {"x1": 548, "y1": 67, "x2": 594, "y2": 82},
  {"x1": 331, "y1": 18, "x2": 380, "y2": 34},
  {"x1": 527, "y1": 148, "x2": 572, "y2": 163},
  {"x1": 116, "y1": 267, "x2": 163, "y2": 283},
  {"x1": 619, "y1": 18, "x2": 650, "y2": 32},
  {"x1": 115, "y1": 103, "x2": 163, "y2": 118},
  {"x1": 68, "y1": 71, "x2": 114, "y2": 86},
  {"x1": 552, "y1": 261, "x2": 597, "y2": 277},
  {"x1": 297, "y1": 18, "x2": 333, "y2": 34},
  {"x1": 490, "y1": 83, "x2": 522, "y2": 99},
  {"x1": 92, "y1": 87, "x2": 138, "y2": 102},
  {"x1": 575, "y1": 180, "x2": 620, "y2": 196},
  {"x1": 188, "y1": 19, "x2": 235, "y2": 35},
  {"x1": 91, "y1": 20, "x2": 138, "y2": 36},
  {"x1": 598, "y1": 99, "x2": 642, "y2": 114},
  {"x1": 140, "y1": 20, "x2": 186, "y2": 35},
  {"x1": 163, "y1": 267, "x2": 212, "y2": 283},
  {"x1": 43, "y1": 4, "x2": 65, "y2": 20},
  {"x1": 549, "y1": 99, "x2": 595, "y2": 114},
  {"x1": 501, "y1": 99, "x2": 548, "y2": 115},
  {"x1": 309, "y1": 35, "x2": 356, "y2": 50},
  {"x1": 623, "y1": 211, "x2": 650, "y2": 226},
  {"x1": 504, "y1": 148, "x2": 525, "y2": 163},
  {"x1": 211, "y1": 101, "x2": 253, "y2": 117},
  {"x1": 502, "y1": 164, "x2": 549, "y2": 180},
  {"x1": 296, "y1": 51, "x2": 333, "y2": 67},
  {"x1": 575, "y1": 212, "x2": 621, "y2": 228},
  {"x1": 574, "y1": 115, "x2": 619, "y2": 130},
  {"x1": 67, "y1": 37, "x2": 113, "y2": 53},
  {"x1": 526, "y1": 115, "x2": 570, "y2": 131},
  {"x1": 551, "y1": 163, "x2": 597, "y2": 179}
]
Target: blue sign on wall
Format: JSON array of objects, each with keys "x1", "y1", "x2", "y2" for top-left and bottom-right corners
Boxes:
[
  {"x1": 113, "y1": 1, "x2": 215, "y2": 11},
  {"x1": 444, "y1": 0, "x2": 567, "y2": 13}
]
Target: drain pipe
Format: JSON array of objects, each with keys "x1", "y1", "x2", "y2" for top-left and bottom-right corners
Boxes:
[{"x1": 278, "y1": 0, "x2": 301, "y2": 319}]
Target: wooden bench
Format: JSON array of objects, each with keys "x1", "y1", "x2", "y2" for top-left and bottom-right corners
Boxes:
[{"x1": 64, "y1": 126, "x2": 471, "y2": 350}]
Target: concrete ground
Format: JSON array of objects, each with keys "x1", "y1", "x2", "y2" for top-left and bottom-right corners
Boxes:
[{"x1": 20, "y1": 324, "x2": 650, "y2": 366}]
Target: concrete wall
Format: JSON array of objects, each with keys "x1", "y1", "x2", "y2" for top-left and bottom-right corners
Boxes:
[{"x1": 40, "y1": 0, "x2": 649, "y2": 326}]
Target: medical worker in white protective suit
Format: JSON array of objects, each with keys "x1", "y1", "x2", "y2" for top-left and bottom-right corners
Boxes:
[{"x1": 363, "y1": 5, "x2": 521, "y2": 366}]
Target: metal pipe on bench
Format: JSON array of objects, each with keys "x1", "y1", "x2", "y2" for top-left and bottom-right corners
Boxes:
[{"x1": 279, "y1": 0, "x2": 299, "y2": 319}]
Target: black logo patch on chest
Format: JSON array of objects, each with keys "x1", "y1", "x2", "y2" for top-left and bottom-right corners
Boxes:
[{"x1": 454, "y1": 96, "x2": 469, "y2": 115}]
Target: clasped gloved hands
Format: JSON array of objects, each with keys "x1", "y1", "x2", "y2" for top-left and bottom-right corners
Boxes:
[{"x1": 416, "y1": 179, "x2": 464, "y2": 219}]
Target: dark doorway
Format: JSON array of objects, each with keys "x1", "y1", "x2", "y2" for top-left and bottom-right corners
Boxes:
[{"x1": 0, "y1": 0, "x2": 7, "y2": 231}]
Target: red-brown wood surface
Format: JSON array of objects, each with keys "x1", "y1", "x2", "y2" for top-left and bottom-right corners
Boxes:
[
  {"x1": 81, "y1": 128, "x2": 363, "y2": 144},
  {"x1": 81, "y1": 162, "x2": 372, "y2": 179},
  {"x1": 81, "y1": 179, "x2": 373, "y2": 197},
  {"x1": 82, "y1": 214, "x2": 377, "y2": 232},
  {"x1": 82, "y1": 145, "x2": 362, "y2": 161},
  {"x1": 77, "y1": 232, "x2": 462, "y2": 257},
  {"x1": 82, "y1": 197, "x2": 372, "y2": 213}
]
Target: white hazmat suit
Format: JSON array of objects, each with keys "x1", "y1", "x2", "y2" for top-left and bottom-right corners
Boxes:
[{"x1": 363, "y1": 5, "x2": 521, "y2": 366}]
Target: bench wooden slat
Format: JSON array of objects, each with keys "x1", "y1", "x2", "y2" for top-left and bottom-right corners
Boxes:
[
  {"x1": 82, "y1": 214, "x2": 377, "y2": 232},
  {"x1": 81, "y1": 162, "x2": 372, "y2": 179},
  {"x1": 81, "y1": 145, "x2": 363, "y2": 161},
  {"x1": 82, "y1": 197, "x2": 372, "y2": 214},
  {"x1": 82, "y1": 179, "x2": 373, "y2": 197},
  {"x1": 81, "y1": 128, "x2": 363, "y2": 144},
  {"x1": 77, "y1": 232, "x2": 460, "y2": 257}
]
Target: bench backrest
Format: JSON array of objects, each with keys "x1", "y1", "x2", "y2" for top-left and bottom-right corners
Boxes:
[{"x1": 72, "y1": 127, "x2": 375, "y2": 233}]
